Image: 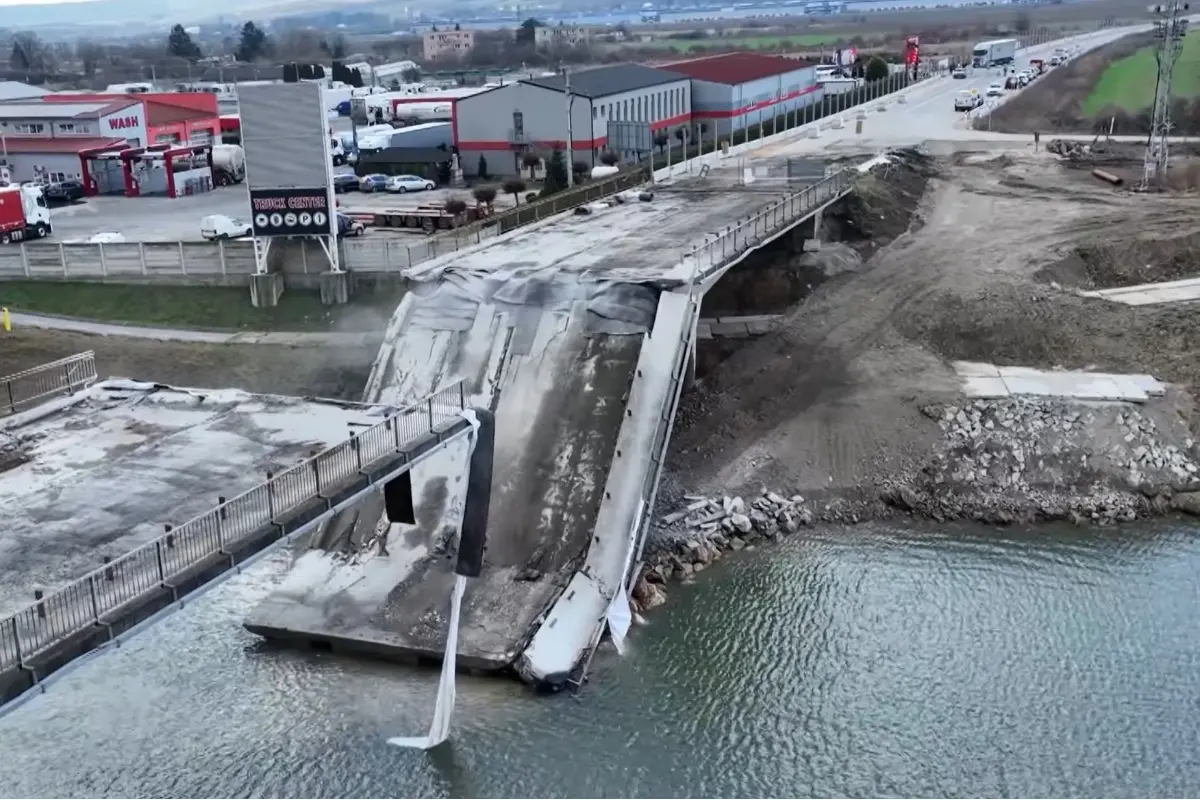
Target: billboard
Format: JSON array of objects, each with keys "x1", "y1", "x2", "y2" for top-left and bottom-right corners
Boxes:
[
  {"x1": 237, "y1": 82, "x2": 334, "y2": 239},
  {"x1": 249, "y1": 188, "x2": 332, "y2": 237},
  {"x1": 904, "y1": 36, "x2": 920, "y2": 67}
]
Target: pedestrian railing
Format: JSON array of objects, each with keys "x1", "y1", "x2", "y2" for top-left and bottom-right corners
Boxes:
[
  {"x1": 0, "y1": 351, "x2": 97, "y2": 418},
  {"x1": 0, "y1": 379, "x2": 467, "y2": 672},
  {"x1": 685, "y1": 168, "x2": 855, "y2": 285}
]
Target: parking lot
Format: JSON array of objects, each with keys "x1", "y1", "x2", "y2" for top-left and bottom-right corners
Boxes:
[{"x1": 46, "y1": 175, "x2": 514, "y2": 244}]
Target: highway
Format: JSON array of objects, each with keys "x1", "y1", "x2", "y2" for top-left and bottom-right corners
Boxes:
[{"x1": 245, "y1": 22, "x2": 1154, "y2": 687}]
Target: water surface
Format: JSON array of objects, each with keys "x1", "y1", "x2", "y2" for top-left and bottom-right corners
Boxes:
[{"x1": 2, "y1": 521, "x2": 1199, "y2": 798}]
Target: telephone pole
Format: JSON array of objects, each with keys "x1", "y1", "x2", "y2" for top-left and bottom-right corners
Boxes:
[
  {"x1": 1141, "y1": 0, "x2": 1190, "y2": 191},
  {"x1": 564, "y1": 67, "x2": 575, "y2": 187}
]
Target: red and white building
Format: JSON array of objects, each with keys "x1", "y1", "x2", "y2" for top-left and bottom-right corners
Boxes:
[
  {"x1": 0, "y1": 92, "x2": 221, "y2": 198},
  {"x1": 663, "y1": 52, "x2": 824, "y2": 139}
]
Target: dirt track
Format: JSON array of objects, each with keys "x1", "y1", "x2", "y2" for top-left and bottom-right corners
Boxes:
[
  {"x1": 1, "y1": 330, "x2": 375, "y2": 400},
  {"x1": 669, "y1": 148, "x2": 1200, "y2": 507}
]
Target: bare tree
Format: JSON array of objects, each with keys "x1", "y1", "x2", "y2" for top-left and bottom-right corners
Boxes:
[{"x1": 75, "y1": 39, "x2": 105, "y2": 78}]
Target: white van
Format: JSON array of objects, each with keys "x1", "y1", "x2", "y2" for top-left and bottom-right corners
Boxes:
[{"x1": 330, "y1": 137, "x2": 346, "y2": 166}]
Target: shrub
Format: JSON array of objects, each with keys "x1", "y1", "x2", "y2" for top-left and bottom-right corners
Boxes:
[
  {"x1": 503, "y1": 179, "x2": 528, "y2": 203},
  {"x1": 472, "y1": 186, "x2": 497, "y2": 207},
  {"x1": 521, "y1": 152, "x2": 541, "y2": 179},
  {"x1": 444, "y1": 197, "x2": 468, "y2": 215},
  {"x1": 600, "y1": 151, "x2": 620, "y2": 166},
  {"x1": 525, "y1": 191, "x2": 538, "y2": 202},
  {"x1": 572, "y1": 159, "x2": 590, "y2": 178}
]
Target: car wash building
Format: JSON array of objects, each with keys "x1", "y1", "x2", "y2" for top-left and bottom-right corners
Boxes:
[
  {"x1": 453, "y1": 63, "x2": 692, "y2": 177},
  {"x1": 663, "y1": 52, "x2": 823, "y2": 139},
  {"x1": 0, "y1": 93, "x2": 221, "y2": 197}
]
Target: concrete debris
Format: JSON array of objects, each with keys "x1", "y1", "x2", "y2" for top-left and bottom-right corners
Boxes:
[
  {"x1": 631, "y1": 488, "x2": 818, "y2": 611},
  {"x1": 886, "y1": 396, "x2": 1200, "y2": 526},
  {"x1": 1047, "y1": 139, "x2": 1092, "y2": 159}
]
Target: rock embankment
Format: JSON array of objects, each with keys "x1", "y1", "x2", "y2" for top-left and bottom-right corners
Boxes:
[
  {"x1": 888, "y1": 396, "x2": 1200, "y2": 525},
  {"x1": 639, "y1": 394, "x2": 1200, "y2": 609}
]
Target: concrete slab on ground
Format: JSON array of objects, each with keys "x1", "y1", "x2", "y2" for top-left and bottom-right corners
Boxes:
[
  {"x1": 0, "y1": 382, "x2": 384, "y2": 617},
  {"x1": 1079, "y1": 276, "x2": 1200, "y2": 306},
  {"x1": 954, "y1": 362, "x2": 1165, "y2": 402}
]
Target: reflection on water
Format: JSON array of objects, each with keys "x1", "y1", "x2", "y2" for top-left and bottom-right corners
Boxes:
[{"x1": 2, "y1": 522, "x2": 1200, "y2": 798}]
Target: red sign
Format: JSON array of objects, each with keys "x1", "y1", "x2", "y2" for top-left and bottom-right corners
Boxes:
[
  {"x1": 904, "y1": 36, "x2": 920, "y2": 66},
  {"x1": 107, "y1": 115, "x2": 141, "y2": 130}
]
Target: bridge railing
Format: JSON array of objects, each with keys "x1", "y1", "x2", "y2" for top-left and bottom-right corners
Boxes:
[
  {"x1": 0, "y1": 380, "x2": 467, "y2": 672},
  {"x1": 686, "y1": 169, "x2": 856, "y2": 285},
  {"x1": 0, "y1": 351, "x2": 97, "y2": 418}
]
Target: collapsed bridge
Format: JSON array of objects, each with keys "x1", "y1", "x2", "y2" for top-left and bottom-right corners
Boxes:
[{"x1": 246, "y1": 158, "x2": 857, "y2": 687}]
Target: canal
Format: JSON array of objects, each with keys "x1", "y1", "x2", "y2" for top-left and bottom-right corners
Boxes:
[{"x1": 2, "y1": 520, "x2": 1199, "y2": 798}]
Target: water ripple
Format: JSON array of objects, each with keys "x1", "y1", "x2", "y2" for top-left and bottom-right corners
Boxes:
[{"x1": 2, "y1": 521, "x2": 1200, "y2": 798}]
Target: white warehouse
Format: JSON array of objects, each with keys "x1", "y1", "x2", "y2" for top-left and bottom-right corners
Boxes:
[
  {"x1": 453, "y1": 63, "x2": 692, "y2": 177},
  {"x1": 664, "y1": 52, "x2": 823, "y2": 139}
]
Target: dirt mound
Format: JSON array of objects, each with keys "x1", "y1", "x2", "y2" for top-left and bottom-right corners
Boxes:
[
  {"x1": 1037, "y1": 230, "x2": 1200, "y2": 289},
  {"x1": 666, "y1": 149, "x2": 1200, "y2": 529}
]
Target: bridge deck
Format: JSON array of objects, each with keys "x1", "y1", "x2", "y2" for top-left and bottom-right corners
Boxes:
[{"x1": 246, "y1": 162, "x2": 848, "y2": 674}]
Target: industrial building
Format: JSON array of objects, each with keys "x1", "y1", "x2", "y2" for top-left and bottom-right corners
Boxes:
[
  {"x1": 454, "y1": 63, "x2": 692, "y2": 177},
  {"x1": 0, "y1": 92, "x2": 220, "y2": 197},
  {"x1": 664, "y1": 52, "x2": 823, "y2": 138}
]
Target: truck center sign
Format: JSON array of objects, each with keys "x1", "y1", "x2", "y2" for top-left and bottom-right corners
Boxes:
[{"x1": 249, "y1": 187, "x2": 331, "y2": 237}]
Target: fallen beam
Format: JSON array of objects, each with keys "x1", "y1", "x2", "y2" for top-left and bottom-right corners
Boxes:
[{"x1": 1092, "y1": 168, "x2": 1124, "y2": 186}]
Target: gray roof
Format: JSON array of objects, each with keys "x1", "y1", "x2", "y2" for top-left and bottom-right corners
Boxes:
[
  {"x1": 0, "y1": 81, "x2": 46, "y2": 102},
  {"x1": 0, "y1": 102, "x2": 110, "y2": 119},
  {"x1": 523, "y1": 64, "x2": 688, "y2": 99}
]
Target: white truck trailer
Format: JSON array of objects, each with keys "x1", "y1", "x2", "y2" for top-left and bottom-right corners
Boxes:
[{"x1": 971, "y1": 38, "x2": 1019, "y2": 68}]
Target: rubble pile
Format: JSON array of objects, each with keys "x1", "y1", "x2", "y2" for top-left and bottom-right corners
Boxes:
[
  {"x1": 632, "y1": 490, "x2": 818, "y2": 612},
  {"x1": 884, "y1": 397, "x2": 1200, "y2": 524}
]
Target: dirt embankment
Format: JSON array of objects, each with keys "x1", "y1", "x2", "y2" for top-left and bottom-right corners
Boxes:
[
  {"x1": 1, "y1": 330, "x2": 376, "y2": 400},
  {"x1": 658, "y1": 147, "x2": 1200, "y2": 558},
  {"x1": 983, "y1": 31, "x2": 1200, "y2": 136}
]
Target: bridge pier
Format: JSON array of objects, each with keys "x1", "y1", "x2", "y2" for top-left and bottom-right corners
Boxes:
[{"x1": 790, "y1": 208, "x2": 823, "y2": 253}]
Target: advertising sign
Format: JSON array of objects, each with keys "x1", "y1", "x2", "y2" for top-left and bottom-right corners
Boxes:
[
  {"x1": 249, "y1": 187, "x2": 331, "y2": 238},
  {"x1": 904, "y1": 36, "x2": 920, "y2": 66}
]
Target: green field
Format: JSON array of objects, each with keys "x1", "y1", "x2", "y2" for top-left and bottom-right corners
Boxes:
[
  {"x1": 1082, "y1": 35, "x2": 1200, "y2": 115},
  {"x1": 0, "y1": 282, "x2": 405, "y2": 331},
  {"x1": 639, "y1": 32, "x2": 858, "y2": 52}
]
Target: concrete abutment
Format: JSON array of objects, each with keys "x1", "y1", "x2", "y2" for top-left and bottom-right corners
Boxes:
[{"x1": 249, "y1": 273, "x2": 285, "y2": 308}]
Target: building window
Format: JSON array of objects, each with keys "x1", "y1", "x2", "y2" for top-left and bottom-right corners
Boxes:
[
  {"x1": 592, "y1": 106, "x2": 597, "y2": 119},
  {"x1": 12, "y1": 123, "x2": 45, "y2": 134},
  {"x1": 57, "y1": 123, "x2": 79, "y2": 134}
]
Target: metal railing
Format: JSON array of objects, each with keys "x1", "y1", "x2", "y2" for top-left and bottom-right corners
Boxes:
[
  {"x1": 0, "y1": 351, "x2": 97, "y2": 418},
  {"x1": 685, "y1": 168, "x2": 855, "y2": 284},
  {"x1": 0, "y1": 380, "x2": 467, "y2": 672},
  {"x1": 0, "y1": 170, "x2": 653, "y2": 280}
]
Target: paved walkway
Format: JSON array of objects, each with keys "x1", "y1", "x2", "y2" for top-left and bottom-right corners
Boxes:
[{"x1": 4, "y1": 310, "x2": 381, "y2": 346}]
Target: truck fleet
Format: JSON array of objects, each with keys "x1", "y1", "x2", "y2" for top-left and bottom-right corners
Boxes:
[{"x1": 0, "y1": 184, "x2": 52, "y2": 244}]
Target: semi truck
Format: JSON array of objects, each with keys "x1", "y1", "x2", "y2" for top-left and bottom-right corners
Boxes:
[
  {"x1": 971, "y1": 38, "x2": 1018, "y2": 68},
  {"x1": 0, "y1": 184, "x2": 52, "y2": 244}
]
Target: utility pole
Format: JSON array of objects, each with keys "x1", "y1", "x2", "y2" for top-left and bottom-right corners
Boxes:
[
  {"x1": 564, "y1": 66, "x2": 575, "y2": 187},
  {"x1": 1141, "y1": 0, "x2": 1190, "y2": 191}
]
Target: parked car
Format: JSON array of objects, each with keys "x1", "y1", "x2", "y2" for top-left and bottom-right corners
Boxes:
[
  {"x1": 360, "y1": 173, "x2": 389, "y2": 193},
  {"x1": 200, "y1": 214, "x2": 252, "y2": 240},
  {"x1": 336, "y1": 213, "x2": 366, "y2": 237},
  {"x1": 86, "y1": 231, "x2": 125, "y2": 244},
  {"x1": 985, "y1": 82, "x2": 1005, "y2": 97},
  {"x1": 333, "y1": 173, "x2": 360, "y2": 193},
  {"x1": 385, "y1": 174, "x2": 436, "y2": 194},
  {"x1": 43, "y1": 180, "x2": 85, "y2": 205},
  {"x1": 952, "y1": 67, "x2": 967, "y2": 79}
]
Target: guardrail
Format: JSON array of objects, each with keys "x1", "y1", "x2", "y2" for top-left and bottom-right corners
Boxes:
[
  {"x1": 0, "y1": 169, "x2": 653, "y2": 281},
  {"x1": 0, "y1": 379, "x2": 467, "y2": 673},
  {"x1": 0, "y1": 351, "x2": 97, "y2": 418},
  {"x1": 685, "y1": 168, "x2": 855, "y2": 285}
]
